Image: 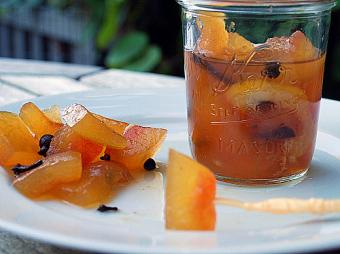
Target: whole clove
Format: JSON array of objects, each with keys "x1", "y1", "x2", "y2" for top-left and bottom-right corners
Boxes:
[
  {"x1": 38, "y1": 134, "x2": 54, "y2": 156},
  {"x1": 12, "y1": 160, "x2": 43, "y2": 176},
  {"x1": 97, "y1": 205, "x2": 119, "y2": 213}
]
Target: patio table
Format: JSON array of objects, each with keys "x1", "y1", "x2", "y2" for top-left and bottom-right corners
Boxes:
[{"x1": 0, "y1": 57, "x2": 336, "y2": 254}]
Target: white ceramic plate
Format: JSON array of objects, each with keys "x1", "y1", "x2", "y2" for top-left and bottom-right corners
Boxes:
[{"x1": 1, "y1": 86, "x2": 340, "y2": 254}]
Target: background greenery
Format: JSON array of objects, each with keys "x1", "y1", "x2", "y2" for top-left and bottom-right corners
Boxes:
[
  {"x1": 0, "y1": 0, "x2": 340, "y2": 99},
  {"x1": 0, "y1": 0, "x2": 183, "y2": 75}
]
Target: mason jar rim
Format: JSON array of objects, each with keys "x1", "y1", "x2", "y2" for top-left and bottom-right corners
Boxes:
[{"x1": 177, "y1": 0, "x2": 336, "y2": 14}]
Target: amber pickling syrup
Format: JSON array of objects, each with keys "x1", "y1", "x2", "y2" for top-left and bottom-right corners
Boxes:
[{"x1": 185, "y1": 47, "x2": 325, "y2": 183}]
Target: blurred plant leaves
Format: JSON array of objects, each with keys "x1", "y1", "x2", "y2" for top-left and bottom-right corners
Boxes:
[
  {"x1": 335, "y1": 0, "x2": 340, "y2": 10},
  {"x1": 96, "y1": 0, "x2": 125, "y2": 49},
  {"x1": 125, "y1": 45, "x2": 162, "y2": 72},
  {"x1": 0, "y1": 0, "x2": 164, "y2": 72},
  {"x1": 105, "y1": 31, "x2": 149, "y2": 68},
  {"x1": 226, "y1": 18, "x2": 271, "y2": 43}
]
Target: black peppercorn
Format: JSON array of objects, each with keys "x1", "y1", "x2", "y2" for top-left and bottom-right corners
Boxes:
[{"x1": 144, "y1": 158, "x2": 156, "y2": 171}]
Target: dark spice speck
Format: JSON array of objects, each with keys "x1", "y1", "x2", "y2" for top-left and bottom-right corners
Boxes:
[
  {"x1": 272, "y1": 125, "x2": 296, "y2": 139},
  {"x1": 39, "y1": 134, "x2": 54, "y2": 148},
  {"x1": 12, "y1": 160, "x2": 43, "y2": 176},
  {"x1": 144, "y1": 158, "x2": 156, "y2": 171},
  {"x1": 100, "y1": 153, "x2": 111, "y2": 161},
  {"x1": 38, "y1": 134, "x2": 54, "y2": 157},
  {"x1": 256, "y1": 101, "x2": 276, "y2": 113},
  {"x1": 38, "y1": 146, "x2": 49, "y2": 156},
  {"x1": 97, "y1": 205, "x2": 119, "y2": 213},
  {"x1": 263, "y1": 62, "x2": 281, "y2": 79}
]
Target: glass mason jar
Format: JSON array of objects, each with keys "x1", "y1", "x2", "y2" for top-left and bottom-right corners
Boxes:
[{"x1": 177, "y1": 0, "x2": 336, "y2": 185}]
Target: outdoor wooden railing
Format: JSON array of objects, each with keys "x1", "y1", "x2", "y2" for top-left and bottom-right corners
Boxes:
[{"x1": 0, "y1": 7, "x2": 96, "y2": 65}]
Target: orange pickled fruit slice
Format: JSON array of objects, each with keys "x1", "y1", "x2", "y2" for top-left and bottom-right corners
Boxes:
[
  {"x1": 52, "y1": 161, "x2": 131, "y2": 208},
  {"x1": 299, "y1": 55, "x2": 325, "y2": 102},
  {"x1": 63, "y1": 104, "x2": 127, "y2": 149},
  {"x1": 13, "y1": 151, "x2": 82, "y2": 198},
  {"x1": 225, "y1": 79, "x2": 307, "y2": 111},
  {"x1": 48, "y1": 125, "x2": 104, "y2": 165},
  {"x1": 43, "y1": 105, "x2": 62, "y2": 123},
  {"x1": 93, "y1": 113, "x2": 129, "y2": 135},
  {"x1": 0, "y1": 112, "x2": 40, "y2": 167},
  {"x1": 262, "y1": 31, "x2": 318, "y2": 62},
  {"x1": 274, "y1": 56, "x2": 325, "y2": 102},
  {"x1": 225, "y1": 80, "x2": 308, "y2": 134},
  {"x1": 165, "y1": 149, "x2": 216, "y2": 230},
  {"x1": 197, "y1": 12, "x2": 229, "y2": 58},
  {"x1": 251, "y1": 30, "x2": 323, "y2": 103},
  {"x1": 225, "y1": 79, "x2": 313, "y2": 160},
  {"x1": 227, "y1": 32, "x2": 254, "y2": 61},
  {"x1": 196, "y1": 12, "x2": 254, "y2": 61},
  {"x1": 20, "y1": 102, "x2": 63, "y2": 139},
  {"x1": 106, "y1": 125, "x2": 167, "y2": 174},
  {"x1": 285, "y1": 31, "x2": 323, "y2": 102},
  {"x1": 288, "y1": 30, "x2": 318, "y2": 61}
]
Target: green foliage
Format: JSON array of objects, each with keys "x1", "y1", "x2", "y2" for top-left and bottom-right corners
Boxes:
[
  {"x1": 96, "y1": 0, "x2": 124, "y2": 49},
  {"x1": 125, "y1": 46, "x2": 162, "y2": 72},
  {"x1": 0, "y1": 0, "x2": 163, "y2": 72},
  {"x1": 92, "y1": 0, "x2": 162, "y2": 71},
  {"x1": 227, "y1": 13, "x2": 331, "y2": 49},
  {"x1": 335, "y1": 0, "x2": 340, "y2": 10},
  {"x1": 105, "y1": 31, "x2": 149, "y2": 68},
  {"x1": 105, "y1": 31, "x2": 161, "y2": 72}
]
